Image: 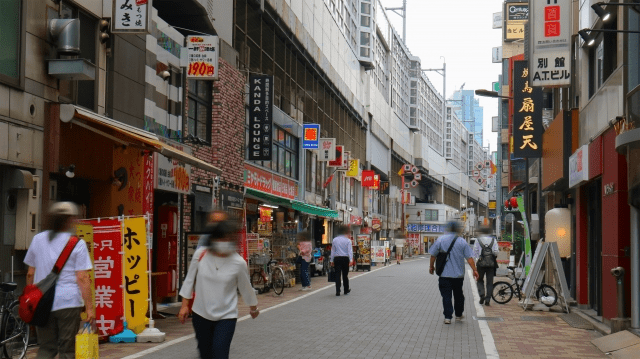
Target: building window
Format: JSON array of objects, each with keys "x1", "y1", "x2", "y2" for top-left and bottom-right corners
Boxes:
[
  {"x1": 187, "y1": 80, "x2": 212, "y2": 144},
  {"x1": 0, "y1": 0, "x2": 23, "y2": 87},
  {"x1": 58, "y1": 4, "x2": 97, "y2": 110},
  {"x1": 588, "y1": 22, "x2": 618, "y2": 98},
  {"x1": 424, "y1": 209, "x2": 438, "y2": 221},
  {"x1": 271, "y1": 127, "x2": 298, "y2": 179}
]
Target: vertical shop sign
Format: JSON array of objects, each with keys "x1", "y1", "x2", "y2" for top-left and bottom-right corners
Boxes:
[
  {"x1": 123, "y1": 218, "x2": 149, "y2": 334},
  {"x1": 75, "y1": 224, "x2": 95, "y2": 322},
  {"x1": 143, "y1": 153, "x2": 154, "y2": 232},
  {"x1": 504, "y1": 2, "x2": 528, "y2": 41},
  {"x1": 380, "y1": 181, "x2": 390, "y2": 195},
  {"x1": 248, "y1": 75, "x2": 273, "y2": 161},
  {"x1": 112, "y1": 0, "x2": 150, "y2": 33},
  {"x1": 346, "y1": 159, "x2": 359, "y2": 177},
  {"x1": 302, "y1": 124, "x2": 320, "y2": 149},
  {"x1": 328, "y1": 145, "x2": 344, "y2": 167},
  {"x1": 362, "y1": 170, "x2": 375, "y2": 187},
  {"x1": 372, "y1": 175, "x2": 380, "y2": 190},
  {"x1": 530, "y1": 0, "x2": 571, "y2": 87},
  {"x1": 318, "y1": 138, "x2": 336, "y2": 161},
  {"x1": 87, "y1": 219, "x2": 123, "y2": 338},
  {"x1": 513, "y1": 61, "x2": 543, "y2": 158},
  {"x1": 339, "y1": 151, "x2": 350, "y2": 171},
  {"x1": 186, "y1": 35, "x2": 219, "y2": 80}
]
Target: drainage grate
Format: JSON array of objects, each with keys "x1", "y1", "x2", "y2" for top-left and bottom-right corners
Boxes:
[
  {"x1": 521, "y1": 316, "x2": 556, "y2": 322},
  {"x1": 473, "y1": 316, "x2": 504, "y2": 322},
  {"x1": 560, "y1": 313, "x2": 595, "y2": 330}
]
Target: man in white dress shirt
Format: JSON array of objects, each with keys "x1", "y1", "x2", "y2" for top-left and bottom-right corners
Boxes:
[{"x1": 330, "y1": 225, "x2": 353, "y2": 296}]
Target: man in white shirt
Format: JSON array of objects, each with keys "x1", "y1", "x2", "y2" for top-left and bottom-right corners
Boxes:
[
  {"x1": 473, "y1": 226, "x2": 500, "y2": 306},
  {"x1": 330, "y1": 225, "x2": 353, "y2": 296}
]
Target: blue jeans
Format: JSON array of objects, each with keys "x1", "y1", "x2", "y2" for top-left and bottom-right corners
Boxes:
[
  {"x1": 438, "y1": 277, "x2": 465, "y2": 319},
  {"x1": 299, "y1": 259, "x2": 310, "y2": 287},
  {"x1": 192, "y1": 313, "x2": 237, "y2": 359}
]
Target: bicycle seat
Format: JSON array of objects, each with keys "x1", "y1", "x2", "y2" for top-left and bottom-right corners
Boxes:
[
  {"x1": 0, "y1": 282, "x2": 17, "y2": 292},
  {"x1": 507, "y1": 266, "x2": 516, "y2": 270}
]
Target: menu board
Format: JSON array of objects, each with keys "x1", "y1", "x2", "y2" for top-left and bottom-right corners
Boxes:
[
  {"x1": 356, "y1": 235, "x2": 371, "y2": 266},
  {"x1": 372, "y1": 246, "x2": 386, "y2": 262}
]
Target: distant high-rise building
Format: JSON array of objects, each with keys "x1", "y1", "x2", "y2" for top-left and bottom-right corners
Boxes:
[{"x1": 450, "y1": 89, "x2": 484, "y2": 145}]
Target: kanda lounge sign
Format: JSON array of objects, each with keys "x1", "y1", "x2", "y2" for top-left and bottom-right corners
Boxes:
[{"x1": 248, "y1": 75, "x2": 273, "y2": 161}]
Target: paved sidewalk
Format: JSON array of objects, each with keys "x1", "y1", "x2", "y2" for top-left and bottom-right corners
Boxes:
[
  {"x1": 24, "y1": 259, "x2": 418, "y2": 359},
  {"x1": 482, "y1": 282, "x2": 606, "y2": 359}
]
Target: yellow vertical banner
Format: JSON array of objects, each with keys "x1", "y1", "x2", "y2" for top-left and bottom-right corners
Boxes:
[
  {"x1": 122, "y1": 217, "x2": 149, "y2": 334},
  {"x1": 346, "y1": 159, "x2": 359, "y2": 177},
  {"x1": 75, "y1": 224, "x2": 95, "y2": 321}
]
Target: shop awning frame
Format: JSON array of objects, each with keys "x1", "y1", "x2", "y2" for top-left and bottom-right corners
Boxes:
[
  {"x1": 291, "y1": 200, "x2": 338, "y2": 219},
  {"x1": 60, "y1": 104, "x2": 222, "y2": 175},
  {"x1": 245, "y1": 188, "x2": 294, "y2": 208}
]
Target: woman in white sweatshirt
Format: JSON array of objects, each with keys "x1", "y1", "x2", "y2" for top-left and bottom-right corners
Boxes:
[{"x1": 178, "y1": 213, "x2": 259, "y2": 359}]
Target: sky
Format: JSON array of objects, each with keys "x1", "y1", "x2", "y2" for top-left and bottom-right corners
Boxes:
[{"x1": 380, "y1": 0, "x2": 505, "y2": 154}]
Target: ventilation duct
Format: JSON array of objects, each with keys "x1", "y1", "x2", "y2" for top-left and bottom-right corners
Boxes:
[{"x1": 49, "y1": 18, "x2": 80, "y2": 55}]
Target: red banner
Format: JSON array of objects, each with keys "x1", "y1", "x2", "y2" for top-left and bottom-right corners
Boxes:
[
  {"x1": 244, "y1": 164, "x2": 297, "y2": 199},
  {"x1": 143, "y1": 153, "x2": 154, "y2": 234},
  {"x1": 362, "y1": 170, "x2": 375, "y2": 187},
  {"x1": 328, "y1": 145, "x2": 344, "y2": 167},
  {"x1": 88, "y1": 219, "x2": 124, "y2": 338}
]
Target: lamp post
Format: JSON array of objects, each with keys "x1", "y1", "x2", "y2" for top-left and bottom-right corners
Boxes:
[
  {"x1": 475, "y1": 89, "x2": 513, "y2": 240},
  {"x1": 386, "y1": 0, "x2": 407, "y2": 42}
]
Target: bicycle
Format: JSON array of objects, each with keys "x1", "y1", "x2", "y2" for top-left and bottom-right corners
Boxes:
[
  {"x1": 492, "y1": 266, "x2": 558, "y2": 307},
  {"x1": 249, "y1": 252, "x2": 285, "y2": 295},
  {"x1": 0, "y1": 282, "x2": 29, "y2": 359}
]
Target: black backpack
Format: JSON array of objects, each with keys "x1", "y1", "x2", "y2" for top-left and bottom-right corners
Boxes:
[{"x1": 476, "y1": 238, "x2": 497, "y2": 268}]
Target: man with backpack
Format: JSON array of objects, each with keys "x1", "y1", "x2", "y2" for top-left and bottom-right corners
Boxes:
[
  {"x1": 473, "y1": 226, "x2": 500, "y2": 306},
  {"x1": 429, "y1": 221, "x2": 479, "y2": 324}
]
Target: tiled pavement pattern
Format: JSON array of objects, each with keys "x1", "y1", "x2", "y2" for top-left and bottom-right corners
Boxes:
[
  {"x1": 135, "y1": 257, "x2": 486, "y2": 359},
  {"x1": 482, "y1": 286, "x2": 607, "y2": 359}
]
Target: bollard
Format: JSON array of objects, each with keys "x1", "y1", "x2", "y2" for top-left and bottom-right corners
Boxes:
[{"x1": 610, "y1": 267, "x2": 630, "y2": 333}]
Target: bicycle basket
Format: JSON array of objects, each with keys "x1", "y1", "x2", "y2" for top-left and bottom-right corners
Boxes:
[{"x1": 253, "y1": 254, "x2": 269, "y2": 265}]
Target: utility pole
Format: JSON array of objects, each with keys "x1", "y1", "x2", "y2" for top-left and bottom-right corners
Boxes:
[{"x1": 386, "y1": 0, "x2": 407, "y2": 42}]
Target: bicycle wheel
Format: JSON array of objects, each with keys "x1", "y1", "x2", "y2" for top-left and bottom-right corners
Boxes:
[
  {"x1": 271, "y1": 267, "x2": 286, "y2": 295},
  {"x1": 251, "y1": 272, "x2": 265, "y2": 293},
  {"x1": 536, "y1": 284, "x2": 558, "y2": 307},
  {"x1": 1, "y1": 301, "x2": 29, "y2": 359},
  {"x1": 491, "y1": 281, "x2": 514, "y2": 304}
]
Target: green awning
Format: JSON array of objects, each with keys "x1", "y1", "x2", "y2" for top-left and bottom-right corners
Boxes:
[
  {"x1": 291, "y1": 200, "x2": 338, "y2": 218},
  {"x1": 245, "y1": 188, "x2": 293, "y2": 207}
]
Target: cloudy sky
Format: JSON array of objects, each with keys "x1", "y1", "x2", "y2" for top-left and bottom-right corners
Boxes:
[{"x1": 380, "y1": 0, "x2": 505, "y2": 153}]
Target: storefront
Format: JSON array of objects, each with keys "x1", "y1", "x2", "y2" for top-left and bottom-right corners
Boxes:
[{"x1": 407, "y1": 223, "x2": 445, "y2": 255}]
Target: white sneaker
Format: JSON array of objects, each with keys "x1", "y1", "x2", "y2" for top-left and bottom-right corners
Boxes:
[
  {"x1": 298, "y1": 287, "x2": 306, "y2": 291},
  {"x1": 444, "y1": 319, "x2": 451, "y2": 324},
  {"x1": 456, "y1": 315, "x2": 464, "y2": 321},
  {"x1": 302, "y1": 286, "x2": 311, "y2": 291}
]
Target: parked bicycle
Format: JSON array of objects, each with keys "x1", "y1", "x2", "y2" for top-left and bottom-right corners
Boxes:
[
  {"x1": 0, "y1": 282, "x2": 29, "y2": 359},
  {"x1": 492, "y1": 266, "x2": 558, "y2": 307},
  {"x1": 250, "y1": 252, "x2": 285, "y2": 295}
]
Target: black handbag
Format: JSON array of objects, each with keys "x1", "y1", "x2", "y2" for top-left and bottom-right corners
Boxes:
[
  {"x1": 328, "y1": 267, "x2": 336, "y2": 282},
  {"x1": 435, "y1": 235, "x2": 458, "y2": 276}
]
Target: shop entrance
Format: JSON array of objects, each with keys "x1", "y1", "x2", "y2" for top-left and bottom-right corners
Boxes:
[
  {"x1": 153, "y1": 190, "x2": 179, "y2": 303},
  {"x1": 587, "y1": 179, "x2": 602, "y2": 315}
]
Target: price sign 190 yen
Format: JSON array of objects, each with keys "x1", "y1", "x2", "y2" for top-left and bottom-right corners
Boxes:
[
  {"x1": 188, "y1": 62, "x2": 215, "y2": 77},
  {"x1": 186, "y1": 35, "x2": 219, "y2": 80}
]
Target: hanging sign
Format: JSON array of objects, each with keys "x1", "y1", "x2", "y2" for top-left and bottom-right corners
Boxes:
[
  {"x1": 86, "y1": 219, "x2": 124, "y2": 338},
  {"x1": 155, "y1": 140, "x2": 191, "y2": 194},
  {"x1": 302, "y1": 124, "x2": 320, "y2": 149},
  {"x1": 504, "y1": 2, "x2": 528, "y2": 41},
  {"x1": 380, "y1": 181, "x2": 390, "y2": 195},
  {"x1": 362, "y1": 170, "x2": 375, "y2": 187},
  {"x1": 513, "y1": 61, "x2": 543, "y2": 158},
  {"x1": 186, "y1": 35, "x2": 219, "y2": 80},
  {"x1": 530, "y1": 0, "x2": 572, "y2": 87},
  {"x1": 372, "y1": 175, "x2": 380, "y2": 190},
  {"x1": 569, "y1": 144, "x2": 589, "y2": 188},
  {"x1": 248, "y1": 75, "x2": 273, "y2": 161},
  {"x1": 112, "y1": 0, "x2": 150, "y2": 33},
  {"x1": 338, "y1": 151, "x2": 350, "y2": 171},
  {"x1": 318, "y1": 138, "x2": 336, "y2": 161},
  {"x1": 122, "y1": 217, "x2": 149, "y2": 334},
  {"x1": 346, "y1": 159, "x2": 359, "y2": 177},
  {"x1": 328, "y1": 145, "x2": 344, "y2": 167},
  {"x1": 259, "y1": 207, "x2": 272, "y2": 223}
]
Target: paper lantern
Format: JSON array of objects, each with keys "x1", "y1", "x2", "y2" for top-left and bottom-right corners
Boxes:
[
  {"x1": 545, "y1": 207, "x2": 571, "y2": 258},
  {"x1": 504, "y1": 199, "x2": 510, "y2": 209},
  {"x1": 510, "y1": 197, "x2": 518, "y2": 209}
]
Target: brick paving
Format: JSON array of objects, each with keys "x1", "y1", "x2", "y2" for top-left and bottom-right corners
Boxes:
[
  {"x1": 482, "y1": 281, "x2": 607, "y2": 359},
  {"x1": 22, "y1": 256, "x2": 607, "y2": 358}
]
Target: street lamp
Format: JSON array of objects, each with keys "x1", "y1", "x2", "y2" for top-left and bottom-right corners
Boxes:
[
  {"x1": 578, "y1": 28, "x2": 640, "y2": 47},
  {"x1": 475, "y1": 89, "x2": 512, "y2": 241},
  {"x1": 590, "y1": 2, "x2": 640, "y2": 23}
]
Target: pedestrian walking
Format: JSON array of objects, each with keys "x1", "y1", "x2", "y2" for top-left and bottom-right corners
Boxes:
[
  {"x1": 428, "y1": 221, "x2": 479, "y2": 324},
  {"x1": 296, "y1": 232, "x2": 312, "y2": 291},
  {"x1": 24, "y1": 202, "x2": 94, "y2": 359},
  {"x1": 474, "y1": 226, "x2": 499, "y2": 306},
  {"x1": 178, "y1": 212, "x2": 259, "y2": 359},
  {"x1": 330, "y1": 225, "x2": 353, "y2": 296},
  {"x1": 395, "y1": 236, "x2": 406, "y2": 265}
]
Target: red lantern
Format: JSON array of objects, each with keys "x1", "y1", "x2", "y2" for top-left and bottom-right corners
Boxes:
[
  {"x1": 510, "y1": 197, "x2": 519, "y2": 209},
  {"x1": 504, "y1": 199, "x2": 510, "y2": 209}
]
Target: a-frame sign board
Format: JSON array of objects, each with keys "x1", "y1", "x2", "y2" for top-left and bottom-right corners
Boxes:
[{"x1": 521, "y1": 242, "x2": 571, "y2": 313}]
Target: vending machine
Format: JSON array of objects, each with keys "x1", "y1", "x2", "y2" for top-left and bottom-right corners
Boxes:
[{"x1": 156, "y1": 205, "x2": 178, "y2": 298}]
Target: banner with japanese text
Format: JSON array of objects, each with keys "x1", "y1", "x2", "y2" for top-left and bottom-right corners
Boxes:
[
  {"x1": 75, "y1": 224, "x2": 95, "y2": 322},
  {"x1": 88, "y1": 219, "x2": 124, "y2": 338},
  {"x1": 513, "y1": 60, "x2": 543, "y2": 158},
  {"x1": 123, "y1": 218, "x2": 149, "y2": 334}
]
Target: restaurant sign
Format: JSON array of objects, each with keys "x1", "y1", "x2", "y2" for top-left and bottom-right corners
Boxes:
[
  {"x1": 244, "y1": 164, "x2": 297, "y2": 200},
  {"x1": 155, "y1": 140, "x2": 191, "y2": 194},
  {"x1": 513, "y1": 60, "x2": 543, "y2": 158}
]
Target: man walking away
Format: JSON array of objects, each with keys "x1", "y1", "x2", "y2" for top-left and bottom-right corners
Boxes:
[
  {"x1": 330, "y1": 225, "x2": 353, "y2": 296},
  {"x1": 429, "y1": 221, "x2": 479, "y2": 324},
  {"x1": 474, "y1": 226, "x2": 499, "y2": 306}
]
